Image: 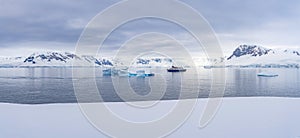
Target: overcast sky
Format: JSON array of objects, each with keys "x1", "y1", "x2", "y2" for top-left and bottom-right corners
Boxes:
[{"x1": 0, "y1": 0, "x2": 300, "y2": 57}]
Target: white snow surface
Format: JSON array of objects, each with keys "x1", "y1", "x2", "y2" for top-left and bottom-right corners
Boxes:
[
  {"x1": 1, "y1": 97, "x2": 300, "y2": 138},
  {"x1": 226, "y1": 48, "x2": 300, "y2": 66},
  {"x1": 1, "y1": 46, "x2": 300, "y2": 67}
]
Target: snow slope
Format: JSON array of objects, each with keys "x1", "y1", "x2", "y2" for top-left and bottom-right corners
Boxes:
[
  {"x1": 225, "y1": 45, "x2": 300, "y2": 67},
  {"x1": 1, "y1": 97, "x2": 300, "y2": 138},
  {"x1": 0, "y1": 52, "x2": 174, "y2": 67},
  {"x1": 1, "y1": 45, "x2": 300, "y2": 68},
  {"x1": 134, "y1": 57, "x2": 173, "y2": 67},
  {"x1": 0, "y1": 51, "x2": 114, "y2": 67},
  {"x1": 0, "y1": 56, "x2": 24, "y2": 67}
]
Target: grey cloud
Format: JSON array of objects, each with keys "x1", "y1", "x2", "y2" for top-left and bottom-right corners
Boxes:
[
  {"x1": 0, "y1": 0, "x2": 299, "y2": 56},
  {"x1": 0, "y1": 0, "x2": 117, "y2": 46},
  {"x1": 183, "y1": 0, "x2": 300, "y2": 32}
]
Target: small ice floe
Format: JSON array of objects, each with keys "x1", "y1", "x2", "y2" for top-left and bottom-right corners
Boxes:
[
  {"x1": 136, "y1": 70, "x2": 145, "y2": 77},
  {"x1": 118, "y1": 69, "x2": 129, "y2": 77},
  {"x1": 144, "y1": 73, "x2": 155, "y2": 76},
  {"x1": 102, "y1": 68, "x2": 118, "y2": 76},
  {"x1": 102, "y1": 68, "x2": 112, "y2": 76},
  {"x1": 128, "y1": 70, "x2": 155, "y2": 77},
  {"x1": 257, "y1": 72, "x2": 279, "y2": 77}
]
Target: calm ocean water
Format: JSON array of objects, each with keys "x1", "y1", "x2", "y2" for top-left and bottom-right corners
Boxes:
[{"x1": 0, "y1": 67, "x2": 299, "y2": 104}]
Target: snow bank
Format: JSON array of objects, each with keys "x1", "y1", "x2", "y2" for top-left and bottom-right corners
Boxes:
[{"x1": 1, "y1": 97, "x2": 300, "y2": 138}]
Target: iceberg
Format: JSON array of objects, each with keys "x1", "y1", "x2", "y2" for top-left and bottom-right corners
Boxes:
[
  {"x1": 257, "y1": 72, "x2": 279, "y2": 77},
  {"x1": 118, "y1": 69, "x2": 129, "y2": 77},
  {"x1": 128, "y1": 69, "x2": 155, "y2": 77}
]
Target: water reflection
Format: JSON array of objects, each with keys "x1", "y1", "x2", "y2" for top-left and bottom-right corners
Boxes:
[{"x1": 0, "y1": 68, "x2": 299, "y2": 104}]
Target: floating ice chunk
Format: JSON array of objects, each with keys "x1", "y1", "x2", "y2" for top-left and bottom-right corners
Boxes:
[{"x1": 257, "y1": 72, "x2": 278, "y2": 77}]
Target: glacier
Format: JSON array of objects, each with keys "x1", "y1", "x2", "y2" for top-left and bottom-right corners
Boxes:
[
  {"x1": 199, "y1": 45, "x2": 300, "y2": 68},
  {"x1": 0, "y1": 51, "x2": 174, "y2": 68},
  {"x1": 0, "y1": 45, "x2": 300, "y2": 68}
]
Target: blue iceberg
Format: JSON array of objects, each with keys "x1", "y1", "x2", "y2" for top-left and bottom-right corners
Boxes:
[{"x1": 257, "y1": 72, "x2": 279, "y2": 77}]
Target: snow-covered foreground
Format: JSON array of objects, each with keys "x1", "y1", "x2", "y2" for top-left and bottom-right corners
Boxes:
[{"x1": 1, "y1": 97, "x2": 300, "y2": 138}]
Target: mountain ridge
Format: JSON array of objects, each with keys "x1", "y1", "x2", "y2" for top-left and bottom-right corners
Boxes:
[
  {"x1": 224, "y1": 45, "x2": 300, "y2": 67},
  {"x1": 0, "y1": 51, "x2": 173, "y2": 67},
  {"x1": 0, "y1": 45, "x2": 300, "y2": 68},
  {"x1": 227, "y1": 45, "x2": 273, "y2": 60}
]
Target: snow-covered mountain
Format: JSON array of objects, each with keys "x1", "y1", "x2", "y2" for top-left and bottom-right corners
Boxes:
[
  {"x1": 227, "y1": 45, "x2": 273, "y2": 60},
  {"x1": 225, "y1": 45, "x2": 300, "y2": 67},
  {"x1": 22, "y1": 52, "x2": 80, "y2": 66},
  {"x1": 134, "y1": 57, "x2": 173, "y2": 67},
  {"x1": 0, "y1": 56, "x2": 24, "y2": 67},
  {"x1": 0, "y1": 51, "x2": 115, "y2": 67},
  {"x1": 1, "y1": 45, "x2": 300, "y2": 68},
  {"x1": 0, "y1": 51, "x2": 174, "y2": 67}
]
